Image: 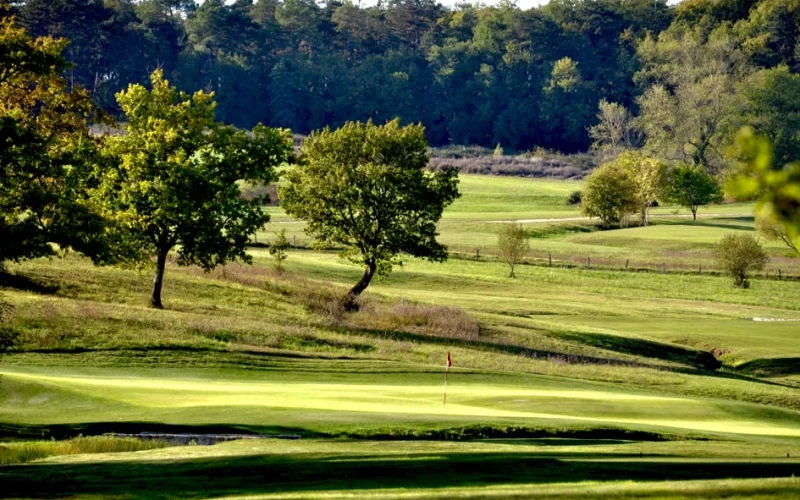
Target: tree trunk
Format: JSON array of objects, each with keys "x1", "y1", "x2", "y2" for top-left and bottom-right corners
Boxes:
[
  {"x1": 342, "y1": 259, "x2": 377, "y2": 311},
  {"x1": 151, "y1": 249, "x2": 168, "y2": 309},
  {"x1": 691, "y1": 206, "x2": 698, "y2": 221}
]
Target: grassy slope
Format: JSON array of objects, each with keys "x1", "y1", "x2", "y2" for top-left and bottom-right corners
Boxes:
[
  {"x1": 3, "y1": 173, "x2": 800, "y2": 498},
  {"x1": 3, "y1": 439, "x2": 800, "y2": 499}
]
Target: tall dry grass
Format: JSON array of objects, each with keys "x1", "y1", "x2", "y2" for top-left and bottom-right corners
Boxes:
[
  {"x1": 214, "y1": 264, "x2": 481, "y2": 341},
  {"x1": 0, "y1": 436, "x2": 169, "y2": 464}
]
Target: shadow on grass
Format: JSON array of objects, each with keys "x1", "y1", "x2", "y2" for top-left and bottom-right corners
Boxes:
[
  {"x1": 335, "y1": 325, "x2": 674, "y2": 372},
  {"x1": 2, "y1": 450, "x2": 798, "y2": 498},
  {"x1": 556, "y1": 332, "x2": 722, "y2": 371},
  {"x1": 735, "y1": 358, "x2": 800, "y2": 377},
  {"x1": 0, "y1": 272, "x2": 59, "y2": 295},
  {"x1": 0, "y1": 422, "x2": 676, "y2": 443},
  {"x1": 0, "y1": 422, "x2": 317, "y2": 441}
]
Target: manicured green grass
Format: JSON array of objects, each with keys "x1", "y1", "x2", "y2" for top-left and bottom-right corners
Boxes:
[
  {"x1": 3, "y1": 365, "x2": 800, "y2": 439},
  {"x1": 2, "y1": 438, "x2": 799, "y2": 499},
  {"x1": 3, "y1": 173, "x2": 800, "y2": 498}
]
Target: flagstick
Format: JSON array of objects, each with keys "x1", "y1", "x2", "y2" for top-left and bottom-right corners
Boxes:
[{"x1": 443, "y1": 366, "x2": 448, "y2": 405}]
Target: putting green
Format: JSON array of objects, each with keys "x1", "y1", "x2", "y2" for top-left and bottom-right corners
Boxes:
[{"x1": 3, "y1": 368, "x2": 800, "y2": 438}]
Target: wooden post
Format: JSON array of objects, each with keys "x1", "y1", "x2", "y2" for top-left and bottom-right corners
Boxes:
[
  {"x1": 625, "y1": 259, "x2": 629, "y2": 271},
  {"x1": 587, "y1": 257, "x2": 590, "y2": 269},
  {"x1": 779, "y1": 269, "x2": 782, "y2": 281},
  {"x1": 476, "y1": 249, "x2": 480, "y2": 260},
  {"x1": 292, "y1": 235, "x2": 297, "y2": 247},
  {"x1": 699, "y1": 265, "x2": 702, "y2": 275},
  {"x1": 662, "y1": 263, "x2": 666, "y2": 274},
  {"x1": 548, "y1": 253, "x2": 552, "y2": 267}
]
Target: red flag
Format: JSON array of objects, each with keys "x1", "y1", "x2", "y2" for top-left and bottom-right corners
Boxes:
[{"x1": 446, "y1": 352, "x2": 452, "y2": 369}]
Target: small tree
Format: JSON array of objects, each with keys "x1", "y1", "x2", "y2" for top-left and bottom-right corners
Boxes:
[
  {"x1": 714, "y1": 234, "x2": 768, "y2": 289},
  {"x1": 756, "y1": 216, "x2": 799, "y2": 257},
  {"x1": 281, "y1": 120, "x2": 460, "y2": 310},
  {"x1": 660, "y1": 164, "x2": 723, "y2": 221},
  {"x1": 269, "y1": 229, "x2": 290, "y2": 270},
  {"x1": 611, "y1": 151, "x2": 666, "y2": 227},
  {"x1": 96, "y1": 70, "x2": 293, "y2": 308},
  {"x1": 581, "y1": 161, "x2": 638, "y2": 228},
  {"x1": 498, "y1": 222, "x2": 529, "y2": 278}
]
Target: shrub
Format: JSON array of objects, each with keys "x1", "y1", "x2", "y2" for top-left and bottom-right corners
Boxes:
[
  {"x1": 714, "y1": 234, "x2": 768, "y2": 288},
  {"x1": 581, "y1": 161, "x2": 638, "y2": 227},
  {"x1": 566, "y1": 190, "x2": 582, "y2": 206}
]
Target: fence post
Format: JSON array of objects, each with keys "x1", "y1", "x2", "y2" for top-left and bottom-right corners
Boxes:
[
  {"x1": 549, "y1": 253, "x2": 552, "y2": 267},
  {"x1": 292, "y1": 235, "x2": 296, "y2": 247},
  {"x1": 779, "y1": 269, "x2": 782, "y2": 281},
  {"x1": 587, "y1": 257, "x2": 590, "y2": 269},
  {"x1": 476, "y1": 249, "x2": 480, "y2": 260},
  {"x1": 625, "y1": 259, "x2": 629, "y2": 271},
  {"x1": 699, "y1": 264, "x2": 702, "y2": 275},
  {"x1": 662, "y1": 263, "x2": 666, "y2": 274}
]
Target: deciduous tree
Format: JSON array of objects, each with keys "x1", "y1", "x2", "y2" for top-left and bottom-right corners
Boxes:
[
  {"x1": 0, "y1": 13, "x2": 107, "y2": 268},
  {"x1": 581, "y1": 160, "x2": 638, "y2": 228},
  {"x1": 660, "y1": 163, "x2": 722, "y2": 221},
  {"x1": 497, "y1": 222, "x2": 528, "y2": 278},
  {"x1": 281, "y1": 120, "x2": 460, "y2": 310},
  {"x1": 96, "y1": 70, "x2": 293, "y2": 308}
]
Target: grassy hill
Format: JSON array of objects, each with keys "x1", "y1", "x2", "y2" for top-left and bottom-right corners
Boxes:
[{"x1": 2, "y1": 175, "x2": 800, "y2": 498}]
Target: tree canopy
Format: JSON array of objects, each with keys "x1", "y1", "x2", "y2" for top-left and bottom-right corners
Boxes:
[
  {"x1": 95, "y1": 69, "x2": 293, "y2": 308},
  {"x1": 0, "y1": 12, "x2": 107, "y2": 267},
  {"x1": 281, "y1": 119, "x2": 460, "y2": 310}
]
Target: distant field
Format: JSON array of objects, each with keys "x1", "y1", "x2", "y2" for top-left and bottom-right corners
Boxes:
[{"x1": 260, "y1": 174, "x2": 799, "y2": 276}]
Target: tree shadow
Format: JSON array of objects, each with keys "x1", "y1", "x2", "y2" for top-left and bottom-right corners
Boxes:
[
  {"x1": 0, "y1": 271, "x2": 59, "y2": 295},
  {"x1": 735, "y1": 358, "x2": 800, "y2": 377},
  {"x1": 555, "y1": 332, "x2": 722, "y2": 371},
  {"x1": 0, "y1": 422, "x2": 319, "y2": 441},
  {"x1": 2, "y1": 450, "x2": 798, "y2": 498}
]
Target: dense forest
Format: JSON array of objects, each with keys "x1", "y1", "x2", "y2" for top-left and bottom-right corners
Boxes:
[{"x1": 3, "y1": 0, "x2": 799, "y2": 154}]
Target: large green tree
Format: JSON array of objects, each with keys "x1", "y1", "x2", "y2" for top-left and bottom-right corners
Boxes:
[
  {"x1": 96, "y1": 70, "x2": 293, "y2": 308},
  {"x1": 0, "y1": 13, "x2": 106, "y2": 268},
  {"x1": 281, "y1": 120, "x2": 460, "y2": 310}
]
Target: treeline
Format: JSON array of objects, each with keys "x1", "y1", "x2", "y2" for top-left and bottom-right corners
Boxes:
[
  {"x1": 0, "y1": 0, "x2": 707, "y2": 152},
  {"x1": 7, "y1": 0, "x2": 798, "y2": 153}
]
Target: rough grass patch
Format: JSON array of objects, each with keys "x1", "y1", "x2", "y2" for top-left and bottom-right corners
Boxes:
[{"x1": 0, "y1": 436, "x2": 169, "y2": 465}]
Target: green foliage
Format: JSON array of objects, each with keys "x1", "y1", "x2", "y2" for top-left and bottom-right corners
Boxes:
[
  {"x1": 269, "y1": 229, "x2": 290, "y2": 271},
  {"x1": 741, "y1": 66, "x2": 800, "y2": 166},
  {"x1": 727, "y1": 127, "x2": 800, "y2": 243},
  {"x1": 714, "y1": 233, "x2": 768, "y2": 288},
  {"x1": 660, "y1": 164, "x2": 723, "y2": 220},
  {"x1": 281, "y1": 119, "x2": 460, "y2": 309},
  {"x1": 755, "y1": 215, "x2": 800, "y2": 257},
  {"x1": 497, "y1": 222, "x2": 528, "y2": 278},
  {"x1": 566, "y1": 191, "x2": 582, "y2": 206},
  {"x1": 635, "y1": 24, "x2": 748, "y2": 173},
  {"x1": 95, "y1": 70, "x2": 293, "y2": 308},
  {"x1": 581, "y1": 152, "x2": 663, "y2": 228},
  {"x1": 588, "y1": 100, "x2": 638, "y2": 158},
  {"x1": 0, "y1": 15, "x2": 107, "y2": 266}
]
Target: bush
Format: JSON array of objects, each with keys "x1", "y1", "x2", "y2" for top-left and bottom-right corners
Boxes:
[
  {"x1": 566, "y1": 191, "x2": 582, "y2": 206},
  {"x1": 714, "y1": 234, "x2": 768, "y2": 288},
  {"x1": 581, "y1": 161, "x2": 638, "y2": 227}
]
